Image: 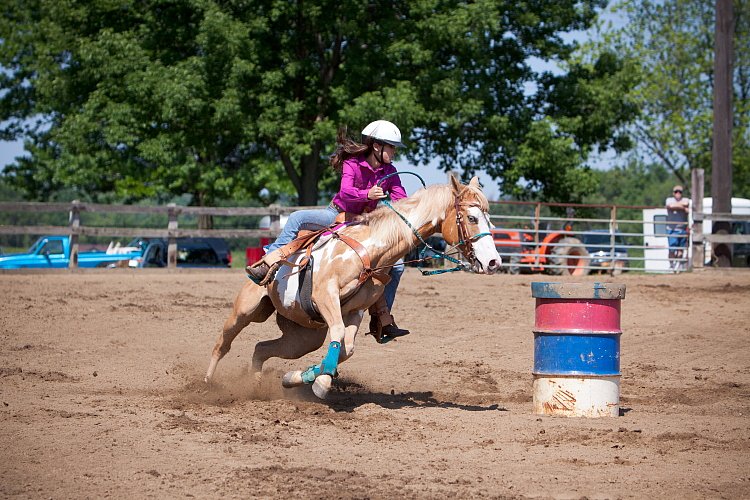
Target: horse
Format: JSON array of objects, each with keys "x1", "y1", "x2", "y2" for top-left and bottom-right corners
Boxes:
[{"x1": 204, "y1": 175, "x2": 502, "y2": 399}]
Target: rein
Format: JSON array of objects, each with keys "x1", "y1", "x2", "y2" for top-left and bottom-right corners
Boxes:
[
  {"x1": 376, "y1": 172, "x2": 489, "y2": 276},
  {"x1": 381, "y1": 196, "x2": 467, "y2": 275}
]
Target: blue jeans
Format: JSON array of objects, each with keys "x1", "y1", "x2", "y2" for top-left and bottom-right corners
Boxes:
[
  {"x1": 266, "y1": 206, "x2": 338, "y2": 252},
  {"x1": 384, "y1": 259, "x2": 404, "y2": 311},
  {"x1": 265, "y1": 206, "x2": 403, "y2": 311},
  {"x1": 667, "y1": 227, "x2": 688, "y2": 250}
]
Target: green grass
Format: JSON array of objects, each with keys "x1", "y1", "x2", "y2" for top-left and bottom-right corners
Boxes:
[{"x1": 0, "y1": 246, "x2": 26, "y2": 255}]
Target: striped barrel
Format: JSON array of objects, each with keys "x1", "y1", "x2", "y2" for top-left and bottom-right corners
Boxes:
[{"x1": 531, "y1": 282, "x2": 626, "y2": 418}]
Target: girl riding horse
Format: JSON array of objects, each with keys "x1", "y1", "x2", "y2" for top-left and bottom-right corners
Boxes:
[
  {"x1": 206, "y1": 175, "x2": 502, "y2": 399},
  {"x1": 246, "y1": 120, "x2": 410, "y2": 340}
]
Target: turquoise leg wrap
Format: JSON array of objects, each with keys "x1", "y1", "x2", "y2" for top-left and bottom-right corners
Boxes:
[
  {"x1": 320, "y1": 341, "x2": 341, "y2": 377},
  {"x1": 300, "y1": 363, "x2": 321, "y2": 384}
]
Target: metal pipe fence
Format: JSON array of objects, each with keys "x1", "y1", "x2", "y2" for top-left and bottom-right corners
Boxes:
[{"x1": 487, "y1": 200, "x2": 688, "y2": 275}]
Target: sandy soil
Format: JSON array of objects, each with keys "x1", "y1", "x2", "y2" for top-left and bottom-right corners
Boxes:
[{"x1": 1, "y1": 268, "x2": 749, "y2": 499}]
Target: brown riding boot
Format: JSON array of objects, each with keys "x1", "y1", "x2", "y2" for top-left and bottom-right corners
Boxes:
[
  {"x1": 246, "y1": 249, "x2": 284, "y2": 285},
  {"x1": 366, "y1": 296, "x2": 410, "y2": 343}
]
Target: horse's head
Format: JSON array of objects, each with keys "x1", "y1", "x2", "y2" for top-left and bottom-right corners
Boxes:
[{"x1": 440, "y1": 175, "x2": 502, "y2": 275}]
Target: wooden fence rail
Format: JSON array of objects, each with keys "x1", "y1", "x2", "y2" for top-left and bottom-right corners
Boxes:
[{"x1": 0, "y1": 201, "x2": 322, "y2": 269}]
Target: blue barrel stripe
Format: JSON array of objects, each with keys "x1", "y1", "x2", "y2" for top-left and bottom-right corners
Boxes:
[{"x1": 533, "y1": 333, "x2": 620, "y2": 376}]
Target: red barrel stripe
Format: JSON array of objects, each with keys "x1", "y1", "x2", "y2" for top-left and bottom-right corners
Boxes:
[{"x1": 535, "y1": 299, "x2": 621, "y2": 333}]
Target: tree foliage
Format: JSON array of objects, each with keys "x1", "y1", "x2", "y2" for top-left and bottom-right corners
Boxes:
[
  {"x1": 595, "y1": 0, "x2": 750, "y2": 197},
  {"x1": 586, "y1": 159, "x2": 680, "y2": 207},
  {"x1": 1, "y1": 0, "x2": 634, "y2": 206}
]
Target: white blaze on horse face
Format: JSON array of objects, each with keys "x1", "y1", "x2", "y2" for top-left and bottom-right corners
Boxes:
[{"x1": 467, "y1": 206, "x2": 502, "y2": 274}]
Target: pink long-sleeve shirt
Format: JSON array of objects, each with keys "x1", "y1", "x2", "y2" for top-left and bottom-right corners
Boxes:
[{"x1": 331, "y1": 156, "x2": 407, "y2": 214}]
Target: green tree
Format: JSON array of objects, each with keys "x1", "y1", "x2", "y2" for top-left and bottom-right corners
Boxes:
[
  {"x1": 586, "y1": 160, "x2": 681, "y2": 207},
  {"x1": 596, "y1": 0, "x2": 750, "y2": 197},
  {"x1": 519, "y1": 48, "x2": 640, "y2": 201},
  {"x1": 1, "y1": 0, "x2": 633, "y2": 207}
]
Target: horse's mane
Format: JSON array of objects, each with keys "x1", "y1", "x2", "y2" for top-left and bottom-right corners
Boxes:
[{"x1": 362, "y1": 182, "x2": 489, "y2": 249}]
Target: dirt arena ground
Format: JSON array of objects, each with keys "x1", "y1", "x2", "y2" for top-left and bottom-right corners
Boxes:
[{"x1": 1, "y1": 268, "x2": 749, "y2": 499}]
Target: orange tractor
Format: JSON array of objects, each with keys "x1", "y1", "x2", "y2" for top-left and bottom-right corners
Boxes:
[{"x1": 491, "y1": 224, "x2": 590, "y2": 276}]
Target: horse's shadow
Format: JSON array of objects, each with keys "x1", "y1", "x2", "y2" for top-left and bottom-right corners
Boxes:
[
  {"x1": 325, "y1": 379, "x2": 508, "y2": 413},
  {"x1": 190, "y1": 369, "x2": 508, "y2": 413}
]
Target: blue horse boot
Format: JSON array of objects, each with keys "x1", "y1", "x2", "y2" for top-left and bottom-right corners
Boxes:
[
  {"x1": 312, "y1": 341, "x2": 341, "y2": 399},
  {"x1": 281, "y1": 363, "x2": 319, "y2": 388},
  {"x1": 300, "y1": 363, "x2": 321, "y2": 384}
]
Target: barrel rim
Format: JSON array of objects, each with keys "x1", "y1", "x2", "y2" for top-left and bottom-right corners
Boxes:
[
  {"x1": 531, "y1": 282, "x2": 626, "y2": 300},
  {"x1": 533, "y1": 329, "x2": 623, "y2": 335},
  {"x1": 532, "y1": 372, "x2": 622, "y2": 378}
]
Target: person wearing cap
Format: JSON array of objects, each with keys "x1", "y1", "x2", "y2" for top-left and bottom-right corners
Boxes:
[
  {"x1": 246, "y1": 119, "x2": 410, "y2": 340},
  {"x1": 665, "y1": 185, "x2": 690, "y2": 272}
]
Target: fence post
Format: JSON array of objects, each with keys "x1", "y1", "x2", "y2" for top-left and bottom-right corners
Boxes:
[
  {"x1": 533, "y1": 203, "x2": 541, "y2": 268},
  {"x1": 691, "y1": 168, "x2": 705, "y2": 270},
  {"x1": 609, "y1": 205, "x2": 618, "y2": 275},
  {"x1": 167, "y1": 204, "x2": 178, "y2": 269},
  {"x1": 68, "y1": 200, "x2": 81, "y2": 269},
  {"x1": 269, "y1": 204, "x2": 282, "y2": 237}
]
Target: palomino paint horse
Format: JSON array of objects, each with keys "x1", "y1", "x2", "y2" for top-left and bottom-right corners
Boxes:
[{"x1": 204, "y1": 175, "x2": 501, "y2": 398}]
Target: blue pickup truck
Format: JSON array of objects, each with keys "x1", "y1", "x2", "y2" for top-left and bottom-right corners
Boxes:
[{"x1": 0, "y1": 235, "x2": 142, "y2": 269}]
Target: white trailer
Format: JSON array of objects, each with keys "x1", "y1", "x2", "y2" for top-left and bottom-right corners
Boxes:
[{"x1": 643, "y1": 197, "x2": 750, "y2": 272}]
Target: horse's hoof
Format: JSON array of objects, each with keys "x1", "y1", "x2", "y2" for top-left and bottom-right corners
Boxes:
[
  {"x1": 312, "y1": 374, "x2": 332, "y2": 399},
  {"x1": 282, "y1": 370, "x2": 304, "y2": 388}
]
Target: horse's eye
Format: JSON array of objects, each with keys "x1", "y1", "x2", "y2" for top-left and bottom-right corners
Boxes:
[{"x1": 468, "y1": 215, "x2": 478, "y2": 224}]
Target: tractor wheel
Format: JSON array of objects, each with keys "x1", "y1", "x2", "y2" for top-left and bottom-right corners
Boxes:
[
  {"x1": 506, "y1": 254, "x2": 522, "y2": 275},
  {"x1": 549, "y1": 237, "x2": 590, "y2": 276}
]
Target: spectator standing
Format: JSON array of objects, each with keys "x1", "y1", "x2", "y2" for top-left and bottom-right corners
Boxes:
[{"x1": 665, "y1": 185, "x2": 690, "y2": 272}]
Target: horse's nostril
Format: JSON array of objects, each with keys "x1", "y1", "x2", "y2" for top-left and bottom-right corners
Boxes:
[{"x1": 489, "y1": 259, "x2": 499, "y2": 269}]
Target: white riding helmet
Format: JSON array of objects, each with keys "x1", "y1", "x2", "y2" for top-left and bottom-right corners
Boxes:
[{"x1": 361, "y1": 120, "x2": 405, "y2": 148}]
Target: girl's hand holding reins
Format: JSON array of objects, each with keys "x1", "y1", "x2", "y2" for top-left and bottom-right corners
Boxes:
[{"x1": 368, "y1": 185, "x2": 387, "y2": 200}]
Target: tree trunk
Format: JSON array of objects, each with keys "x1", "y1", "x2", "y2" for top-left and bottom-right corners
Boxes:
[
  {"x1": 196, "y1": 191, "x2": 213, "y2": 229},
  {"x1": 297, "y1": 156, "x2": 321, "y2": 206},
  {"x1": 281, "y1": 140, "x2": 324, "y2": 206},
  {"x1": 198, "y1": 214, "x2": 213, "y2": 230}
]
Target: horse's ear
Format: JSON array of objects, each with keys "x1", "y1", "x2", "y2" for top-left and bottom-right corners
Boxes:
[
  {"x1": 449, "y1": 173, "x2": 462, "y2": 194},
  {"x1": 469, "y1": 176, "x2": 481, "y2": 189}
]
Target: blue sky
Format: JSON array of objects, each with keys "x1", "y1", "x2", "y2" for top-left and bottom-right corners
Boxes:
[{"x1": 0, "y1": 139, "x2": 25, "y2": 169}]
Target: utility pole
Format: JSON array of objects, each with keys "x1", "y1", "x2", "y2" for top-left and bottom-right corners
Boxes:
[{"x1": 711, "y1": 0, "x2": 733, "y2": 266}]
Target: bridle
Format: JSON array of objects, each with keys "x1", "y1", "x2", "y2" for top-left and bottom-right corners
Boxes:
[{"x1": 444, "y1": 196, "x2": 492, "y2": 270}]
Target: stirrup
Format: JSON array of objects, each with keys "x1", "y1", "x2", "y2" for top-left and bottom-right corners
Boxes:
[
  {"x1": 259, "y1": 261, "x2": 282, "y2": 286},
  {"x1": 246, "y1": 262, "x2": 269, "y2": 284},
  {"x1": 246, "y1": 262, "x2": 281, "y2": 286}
]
